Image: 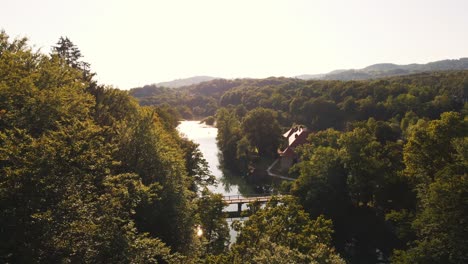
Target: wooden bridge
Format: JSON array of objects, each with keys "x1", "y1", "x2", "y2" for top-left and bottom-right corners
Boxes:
[
  {"x1": 223, "y1": 194, "x2": 276, "y2": 218},
  {"x1": 223, "y1": 194, "x2": 272, "y2": 204}
]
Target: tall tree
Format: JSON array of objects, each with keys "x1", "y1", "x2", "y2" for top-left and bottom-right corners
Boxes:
[
  {"x1": 241, "y1": 107, "x2": 281, "y2": 157},
  {"x1": 0, "y1": 31, "x2": 196, "y2": 262},
  {"x1": 51, "y1": 36, "x2": 94, "y2": 81},
  {"x1": 227, "y1": 196, "x2": 345, "y2": 263},
  {"x1": 393, "y1": 112, "x2": 468, "y2": 263},
  {"x1": 196, "y1": 189, "x2": 229, "y2": 256},
  {"x1": 339, "y1": 127, "x2": 387, "y2": 205}
]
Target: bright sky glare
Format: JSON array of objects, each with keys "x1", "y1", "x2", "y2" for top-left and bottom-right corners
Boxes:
[{"x1": 1, "y1": 0, "x2": 467, "y2": 89}]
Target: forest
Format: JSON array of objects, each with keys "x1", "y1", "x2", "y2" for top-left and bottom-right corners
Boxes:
[
  {"x1": 1, "y1": 29, "x2": 467, "y2": 264},
  {"x1": 0, "y1": 32, "x2": 345, "y2": 263},
  {"x1": 132, "y1": 62, "x2": 467, "y2": 263}
]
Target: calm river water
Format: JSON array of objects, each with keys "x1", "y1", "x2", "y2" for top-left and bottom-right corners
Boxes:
[{"x1": 177, "y1": 120, "x2": 280, "y2": 197}]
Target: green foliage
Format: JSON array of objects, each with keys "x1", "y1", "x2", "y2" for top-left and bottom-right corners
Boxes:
[
  {"x1": 300, "y1": 97, "x2": 343, "y2": 130},
  {"x1": 51, "y1": 36, "x2": 94, "y2": 81},
  {"x1": 339, "y1": 127, "x2": 387, "y2": 205},
  {"x1": 202, "y1": 115, "x2": 215, "y2": 126},
  {"x1": 215, "y1": 107, "x2": 244, "y2": 172},
  {"x1": 153, "y1": 104, "x2": 182, "y2": 130},
  {"x1": 403, "y1": 112, "x2": 466, "y2": 183},
  {"x1": 3, "y1": 30, "x2": 467, "y2": 263},
  {"x1": 179, "y1": 138, "x2": 215, "y2": 192},
  {"x1": 241, "y1": 107, "x2": 281, "y2": 157},
  {"x1": 392, "y1": 112, "x2": 468, "y2": 263},
  {"x1": 130, "y1": 53, "x2": 468, "y2": 263},
  {"x1": 215, "y1": 107, "x2": 281, "y2": 173},
  {"x1": 182, "y1": 70, "x2": 466, "y2": 263},
  {"x1": 292, "y1": 146, "x2": 349, "y2": 217},
  {"x1": 227, "y1": 196, "x2": 345, "y2": 263},
  {"x1": 0, "y1": 31, "x2": 214, "y2": 262},
  {"x1": 131, "y1": 71, "x2": 467, "y2": 131},
  {"x1": 196, "y1": 189, "x2": 230, "y2": 256},
  {"x1": 292, "y1": 121, "x2": 412, "y2": 262}
]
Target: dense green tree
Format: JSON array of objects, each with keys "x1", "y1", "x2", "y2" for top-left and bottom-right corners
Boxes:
[
  {"x1": 292, "y1": 124, "x2": 410, "y2": 263},
  {"x1": 113, "y1": 108, "x2": 196, "y2": 253},
  {"x1": 403, "y1": 112, "x2": 466, "y2": 183},
  {"x1": 339, "y1": 127, "x2": 386, "y2": 205},
  {"x1": 301, "y1": 97, "x2": 343, "y2": 130},
  {"x1": 400, "y1": 111, "x2": 419, "y2": 135},
  {"x1": 0, "y1": 108, "x2": 174, "y2": 262},
  {"x1": 292, "y1": 146, "x2": 349, "y2": 218},
  {"x1": 196, "y1": 189, "x2": 230, "y2": 256},
  {"x1": 179, "y1": 138, "x2": 214, "y2": 192},
  {"x1": 392, "y1": 112, "x2": 468, "y2": 263},
  {"x1": 153, "y1": 104, "x2": 182, "y2": 130},
  {"x1": 0, "y1": 32, "x2": 206, "y2": 262},
  {"x1": 236, "y1": 136, "x2": 252, "y2": 172},
  {"x1": 241, "y1": 108, "x2": 281, "y2": 157},
  {"x1": 215, "y1": 107, "x2": 243, "y2": 171},
  {"x1": 51, "y1": 36, "x2": 94, "y2": 81},
  {"x1": 227, "y1": 196, "x2": 345, "y2": 263},
  {"x1": 393, "y1": 166, "x2": 467, "y2": 264}
]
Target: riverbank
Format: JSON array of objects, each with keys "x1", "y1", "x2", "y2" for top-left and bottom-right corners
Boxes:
[{"x1": 177, "y1": 121, "x2": 287, "y2": 196}]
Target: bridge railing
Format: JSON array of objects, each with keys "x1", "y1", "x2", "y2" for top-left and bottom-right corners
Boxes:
[{"x1": 222, "y1": 193, "x2": 277, "y2": 201}]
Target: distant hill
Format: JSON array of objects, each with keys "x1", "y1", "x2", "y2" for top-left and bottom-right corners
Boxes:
[
  {"x1": 320, "y1": 58, "x2": 468, "y2": 80},
  {"x1": 136, "y1": 58, "x2": 468, "y2": 89},
  {"x1": 155, "y1": 76, "x2": 219, "y2": 88}
]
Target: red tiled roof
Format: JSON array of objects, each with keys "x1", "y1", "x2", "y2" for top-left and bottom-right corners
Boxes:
[{"x1": 279, "y1": 127, "x2": 310, "y2": 157}]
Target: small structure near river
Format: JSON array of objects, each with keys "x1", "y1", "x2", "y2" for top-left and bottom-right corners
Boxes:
[{"x1": 278, "y1": 126, "x2": 311, "y2": 170}]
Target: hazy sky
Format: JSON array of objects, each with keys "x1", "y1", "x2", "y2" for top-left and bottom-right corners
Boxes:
[{"x1": 1, "y1": 0, "x2": 467, "y2": 89}]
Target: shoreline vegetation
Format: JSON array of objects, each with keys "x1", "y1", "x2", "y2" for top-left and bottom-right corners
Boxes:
[{"x1": 201, "y1": 116, "x2": 216, "y2": 126}]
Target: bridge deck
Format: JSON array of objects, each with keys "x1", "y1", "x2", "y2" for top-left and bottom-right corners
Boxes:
[{"x1": 223, "y1": 195, "x2": 273, "y2": 205}]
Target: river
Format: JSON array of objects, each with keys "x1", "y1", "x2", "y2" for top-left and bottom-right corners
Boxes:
[
  {"x1": 177, "y1": 120, "x2": 280, "y2": 197},
  {"x1": 177, "y1": 120, "x2": 282, "y2": 243}
]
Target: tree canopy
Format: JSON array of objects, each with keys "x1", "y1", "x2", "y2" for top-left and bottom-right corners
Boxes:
[
  {"x1": 2, "y1": 30, "x2": 467, "y2": 263},
  {"x1": 0, "y1": 31, "x2": 217, "y2": 263}
]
